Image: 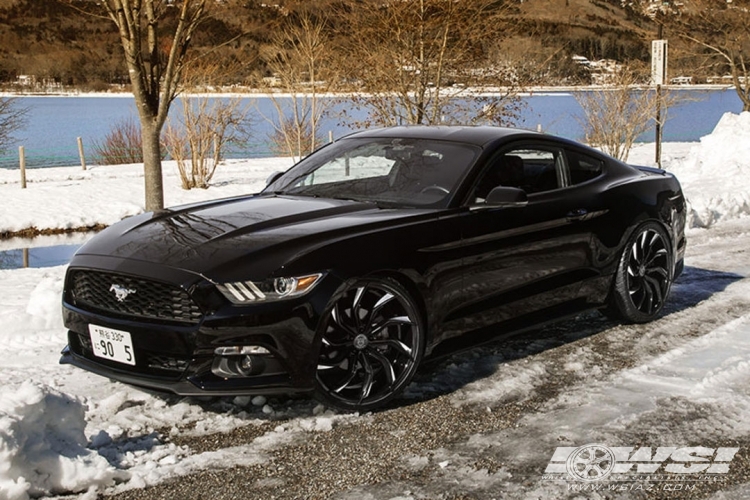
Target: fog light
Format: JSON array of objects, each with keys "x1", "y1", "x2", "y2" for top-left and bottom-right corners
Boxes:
[
  {"x1": 239, "y1": 355, "x2": 254, "y2": 373},
  {"x1": 211, "y1": 345, "x2": 269, "y2": 378}
]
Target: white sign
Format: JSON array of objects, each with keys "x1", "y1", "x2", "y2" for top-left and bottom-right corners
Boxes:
[{"x1": 651, "y1": 40, "x2": 668, "y2": 85}]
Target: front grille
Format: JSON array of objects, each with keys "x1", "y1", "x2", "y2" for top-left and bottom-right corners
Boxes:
[
  {"x1": 68, "y1": 270, "x2": 203, "y2": 323},
  {"x1": 146, "y1": 354, "x2": 190, "y2": 372}
]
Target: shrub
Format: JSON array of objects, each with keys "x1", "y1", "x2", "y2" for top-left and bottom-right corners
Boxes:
[
  {"x1": 267, "y1": 112, "x2": 323, "y2": 160},
  {"x1": 92, "y1": 116, "x2": 143, "y2": 165},
  {"x1": 163, "y1": 96, "x2": 249, "y2": 189}
]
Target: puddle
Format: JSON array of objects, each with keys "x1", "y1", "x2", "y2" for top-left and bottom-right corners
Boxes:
[{"x1": 0, "y1": 232, "x2": 98, "y2": 270}]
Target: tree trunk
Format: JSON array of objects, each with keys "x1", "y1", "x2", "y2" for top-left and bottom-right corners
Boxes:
[
  {"x1": 731, "y1": 71, "x2": 750, "y2": 112},
  {"x1": 738, "y1": 88, "x2": 750, "y2": 112},
  {"x1": 141, "y1": 120, "x2": 164, "y2": 211},
  {"x1": 99, "y1": 0, "x2": 207, "y2": 212}
]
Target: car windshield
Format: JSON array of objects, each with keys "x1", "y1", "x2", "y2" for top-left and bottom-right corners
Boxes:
[{"x1": 263, "y1": 137, "x2": 481, "y2": 207}]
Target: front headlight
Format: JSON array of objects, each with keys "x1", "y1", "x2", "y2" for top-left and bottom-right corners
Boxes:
[{"x1": 217, "y1": 273, "x2": 324, "y2": 304}]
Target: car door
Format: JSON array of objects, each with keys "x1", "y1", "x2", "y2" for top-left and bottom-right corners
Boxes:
[{"x1": 436, "y1": 141, "x2": 604, "y2": 346}]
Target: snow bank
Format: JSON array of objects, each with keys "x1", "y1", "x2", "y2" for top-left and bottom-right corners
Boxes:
[
  {"x1": 0, "y1": 116, "x2": 749, "y2": 235},
  {"x1": 0, "y1": 157, "x2": 294, "y2": 235},
  {"x1": 671, "y1": 112, "x2": 750, "y2": 228},
  {"x1": 25, "y1": 272, "x2": 65, "y2": 330},
  {"x1": 0, "y1": 382, "x2": 124, "y2": 500}
]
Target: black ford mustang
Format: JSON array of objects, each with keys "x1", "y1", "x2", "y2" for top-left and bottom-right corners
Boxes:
[{"x1": 60, "y1": 126, "x2": 686, "y2": 412}]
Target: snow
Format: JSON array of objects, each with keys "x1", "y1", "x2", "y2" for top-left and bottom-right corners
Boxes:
[
  {"x1": 0, "y1": 382, "x2": 124, "y2": 499},
  {"x1": 0, "y1": 157, "x2": 294, "y2": 235},
  {"x1": 628, "y1": 111, "x2": 750, "y2": 229},
  {"x1": 0, "y1": 113, "x2": 749, "y2": 498}
]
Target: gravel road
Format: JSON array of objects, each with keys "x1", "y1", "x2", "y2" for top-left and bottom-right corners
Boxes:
[{"x1": 103, "y1": 221, "x2": 750, "y2": 500}]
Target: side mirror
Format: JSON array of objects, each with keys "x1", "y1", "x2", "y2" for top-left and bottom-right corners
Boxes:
[
  {"x1": 265, "y1": 171, "x2": 284, "y2": 186},
  {"x1": 485, "y1": 186, "x2": 528, "y2": 206}
]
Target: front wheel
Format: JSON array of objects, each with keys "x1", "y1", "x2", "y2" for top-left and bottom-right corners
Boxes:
[
  {"x1": 315, "y1": 277, "x2": 424, "y2": 412},
  {"x1": 607, "y1": 222, "x2": 673, "y2": 323}
]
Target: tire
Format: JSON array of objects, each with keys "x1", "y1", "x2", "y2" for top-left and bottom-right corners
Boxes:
[
  {"x1": 607, "y1": 221, "x2": 673, "y2": 323},
  {"x1": 314, "y1": 277, "x2": 424, "y2": 412}
]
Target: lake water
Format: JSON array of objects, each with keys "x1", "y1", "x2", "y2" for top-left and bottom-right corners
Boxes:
[
  {"x1": 0, "y1": 232, "x2": 96, "y2": 270},
  {"x1": 0, "y1": 88, "x2": 744, "y2": 169}
]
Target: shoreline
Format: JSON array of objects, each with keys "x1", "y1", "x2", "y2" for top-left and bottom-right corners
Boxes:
[
  {"x1": 0, "y1": 84, "x2": 736, "y2": 99},
  {"x1": 0, "y1": 224, "x2": 107, "y2": 240}
]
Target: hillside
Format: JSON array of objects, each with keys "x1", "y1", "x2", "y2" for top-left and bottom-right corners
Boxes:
[
  {"x1": 0, "y1": 0, "x2": 662, "y2": 90},
  {"x1": 515, "y1": 0, "x2": 654, "y2": 60}
]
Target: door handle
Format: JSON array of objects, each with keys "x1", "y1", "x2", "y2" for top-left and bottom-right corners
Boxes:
[{"x1": 566, "y1": 208, "x2": 589, "y2": 221}]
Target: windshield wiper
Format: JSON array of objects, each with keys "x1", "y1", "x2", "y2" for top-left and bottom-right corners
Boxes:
[
  {"x1": 372, "y1": 200, "x2": 408, "y2": 209},
  {"x1": 270, "y1": 190, "x2": 321, "y2": 198}
]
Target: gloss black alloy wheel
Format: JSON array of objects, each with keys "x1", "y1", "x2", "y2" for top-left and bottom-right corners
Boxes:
[
  {"x1": 315, "y1": 277, "x2": 424, "y2": 412},
  {"x1": 609, "y1": 222, "x2": 673, "y2": 323}
]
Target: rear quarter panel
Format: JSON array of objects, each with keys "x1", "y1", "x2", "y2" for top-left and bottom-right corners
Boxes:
[{"x1": 590, "y1": 160, "x2": 686, "y2": 280}]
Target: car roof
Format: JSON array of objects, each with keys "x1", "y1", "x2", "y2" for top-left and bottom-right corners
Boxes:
[{"x1": 343, "y1": 126, "x2": 543, "y2": 148}]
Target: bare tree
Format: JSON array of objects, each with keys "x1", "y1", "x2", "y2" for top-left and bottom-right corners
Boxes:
[
  {"x1": 665, "y1": 0, "x2": 750, "y2": 111},
  {"x1": 0, "y1": 96, "x2": 27, "y2": 153},
  {"x1": 163, "y1": 60, "x2": 251, "y2": 189},
  {"x1": 73, "y1": 0, "x2": 210, "y2": 210},
  {"x1": 164, "y1": 96, "x2": 249, "y2": 189},
  {"x1": 261, "y1": 12, "x2": 335, "y2": 159},
  {"x1": 575, "y1": 66, "x2": 661, "y2": 161},
  {"x1": 335, "y1": 0, "x2": 521, "y2": 128},
  {"x1": 489, "y1": 37, "x2": 592, "y2": 86}
]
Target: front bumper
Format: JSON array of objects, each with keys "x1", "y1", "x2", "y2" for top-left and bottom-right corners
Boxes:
[
  {"x1": 60, "y1": 260, "x2": 340, "y2": 398},
  {"x1": 59, "y1": 345, "x2": 302, "y2": 396}
]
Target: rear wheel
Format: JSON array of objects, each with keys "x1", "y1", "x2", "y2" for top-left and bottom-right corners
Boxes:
[
  {"x1": 315, "y1": 277, "x2": 424, "y2": 412},
  {"x1": 607, "y1": 222, "x2": 673, "y2": 323}
]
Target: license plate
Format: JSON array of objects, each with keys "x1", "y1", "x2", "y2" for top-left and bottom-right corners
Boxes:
[{"x1": 88, "y1": 324, "x2": 136, "y2": 366}]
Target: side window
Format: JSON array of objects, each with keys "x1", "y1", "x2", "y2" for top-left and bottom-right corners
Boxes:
[
  {"x1": 474, "y1": 147, "x2": 562, "y2": 201},
  {"x1": 515, "y1": 150, "x2": 560, "y2": 193},
  {"x1": 566, "y1": 150, "x2": 604, "y2": 185}
]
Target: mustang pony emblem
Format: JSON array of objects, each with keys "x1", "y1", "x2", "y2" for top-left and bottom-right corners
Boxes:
[{"x1": 109, "y1": 284, "x2": 136, "y2": 302}]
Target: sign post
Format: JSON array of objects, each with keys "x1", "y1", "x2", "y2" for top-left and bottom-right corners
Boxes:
[{"x1": 652, "y1": 39, "x2": 668, "y2": 168}]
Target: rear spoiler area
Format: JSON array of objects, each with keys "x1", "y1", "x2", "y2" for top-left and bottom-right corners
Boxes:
[{"x1": 634, "y1": 165, "x2": 668, "y2": 176}]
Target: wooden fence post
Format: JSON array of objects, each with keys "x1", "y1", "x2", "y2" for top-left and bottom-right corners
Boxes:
[
  {"x1": 19, "y1": 146, "x2": 26, "y2": 189},
  {"x1": 77, "y1": 137, "x2": 87, "y2": 170}
]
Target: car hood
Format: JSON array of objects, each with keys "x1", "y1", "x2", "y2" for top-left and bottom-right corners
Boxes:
[{"x1": 75, "y1": 194, "x2": 435, "y2": 279}]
